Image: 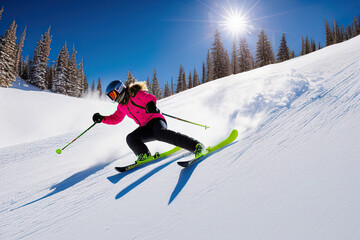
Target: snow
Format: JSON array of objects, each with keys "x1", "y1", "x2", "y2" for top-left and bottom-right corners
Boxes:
[{"x1": 1, "y1": 36, "x2": 360, "y2": 240}]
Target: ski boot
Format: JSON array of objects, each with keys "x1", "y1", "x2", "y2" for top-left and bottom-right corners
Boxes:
[
  {"x1": 135, "y1": 152, "x2": 150, "y2": 164},
  {"x1": 194, "y1": 143, "x2": 207, "y2": 158}
]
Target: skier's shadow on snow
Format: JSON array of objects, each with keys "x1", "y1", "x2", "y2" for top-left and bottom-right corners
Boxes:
[
  {"x1": 12, "y1": 162, "x2": 110, "y2": 211},
  {"x1": 168, "y1": 156, "x2": 206, "y2": 205},
  {"x1": 115, "y1": 154, "x2": 189, "y2": 200},
  {"x1": 168, "y1": 142, "x2": 237, "y2": 205}
]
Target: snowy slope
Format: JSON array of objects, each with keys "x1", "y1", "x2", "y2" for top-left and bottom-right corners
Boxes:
[{"x1": 1, "y1": 36, "x2": 360, "y2": 240}]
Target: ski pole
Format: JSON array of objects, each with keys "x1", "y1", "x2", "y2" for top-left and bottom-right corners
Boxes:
[
  {"x1": 162, "y1": 113, "x2": 210, "y2": 130},
  {"x1": 56, "y1": 122, "x2": 97, "y2": 154}
]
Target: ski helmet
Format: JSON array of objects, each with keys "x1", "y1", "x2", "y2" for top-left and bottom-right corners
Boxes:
[{"x1": 105, "y1": 80, "x2": 126, "y2": 102}]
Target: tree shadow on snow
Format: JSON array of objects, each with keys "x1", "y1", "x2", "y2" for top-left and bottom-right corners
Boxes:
[
  {"x1": 11, "y1": 162, "x2": 110, "y2": 211},
  {"x1": 115, "y1": 154, "x2": 189, "y2": 200}
]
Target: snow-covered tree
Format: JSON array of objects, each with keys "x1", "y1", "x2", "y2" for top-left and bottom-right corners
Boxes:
[
  {"x1": 52, "y1": 42, "x2": 69, "y2": 94},
  {"x1": 29, "y1": 26, "x2": 52, "y2": 90},
  {"x1": 255, "y1": 29, "x2": 274, "y2": 67},
  {"x1": 277, "y1": 33, "x2": 290, "y2": 62},
  {"x1": 152, "y1": 69, "x2": 161, "y2": 99},
  {"x1": 238, "y1": 37, "x2": 253, "y2": 72},
  {"x1": 125, "y1": 69, "x2": 135, "y2": 87},
  {"x1": 78, "y1": 58, "x2": 86, "y2": 96},
  {"x1": 0, "y1": 20, "x2": 17, "y2": 87},
  {"x1": 15, "y1": 26, "x2": 26, "y2": 76},
  {"x1": 67, "y1": 45, "x2": 79, "y2": 97},
  {"x1": 20, "y1": 55, "x2": 30, "y2": 80},
  {"x1": 45, "y1": 64, "x2": 55, "y2": 90}
]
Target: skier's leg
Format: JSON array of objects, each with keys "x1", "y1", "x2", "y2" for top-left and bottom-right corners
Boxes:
[
  {"x1": 126, "y1": 125, "x2": 154, "y2": 156},
  {"x1": 151, "y1": 119, "x2": 200, "y2": 152}
]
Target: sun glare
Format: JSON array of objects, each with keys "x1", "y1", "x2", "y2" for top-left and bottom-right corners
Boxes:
[{"x1": 224, "y1": 12, "x2": 248, "y2": 35}]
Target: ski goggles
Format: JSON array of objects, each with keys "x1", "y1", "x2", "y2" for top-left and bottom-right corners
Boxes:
[
  {"x1": 107, "y1": 90, "x2": 118, "y2": 101},
  {"x1": 107, "y1": 89, "x2": 126, "y2": 102}
]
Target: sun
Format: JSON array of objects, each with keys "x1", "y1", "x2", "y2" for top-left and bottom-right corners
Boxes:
[
  {"x1": 223, "y1": 12, "x2": 248, "y2": 35},
  {"x1": 219, "y1": 4, "x2": 253, "y2": 38}
]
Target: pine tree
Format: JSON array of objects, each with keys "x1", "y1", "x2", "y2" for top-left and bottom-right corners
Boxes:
[
  {"x1": 52, "y1": 42, "x2": 69, "y2": 94},
  {"x1": 230, "y1": 40, "x2": 239, "y2": 74},
  {"x1": 152, "y1": 69, "x2": 161, "y2": 99},
  {"x1": 211, "y1": 29, "x2": 229, "y2": 79},
  {"x1": 125, "y1": 69, "x2": 135, "y2": 87},
  {"x1": 290, "y1": 50, "x2": 295, "y2": 59},
  {"x1": 29, "y1": 26, "x2": 52, "y2": 90},
  {"x1": 181, "y1": 67, "x2": 187, "y2": 91},
  {"x1": 0, "y1": 20, "x2": 17, "y2": 87},
  {"x1": 354, "y1": 16, "x2": 360, "y2": 36},
  {"x1": 325, "y1": 18, "x2": 333, "y2": 46},
  {"x1": 277, "y1": 33, "x2": 290, "y2": 62},
  {"x1": 176, "y1": 64, "x2": 185, "y2": 93},
  {"x1": 311, "y1": 39, "x2": 316, "y2": 52},
  {"x1": 206, "y1": 50, "x2": 214, "y2": 82},
  {"x1": 83, "y1": 75, "x2": 89, "y2": 95},
  {"x1": 305, "y1": 35, "x2": 311, "y2": 54},
  {"x1": 0, "y1": 6, "x2": 3, "y2": 23},
  {"x1": 300, "y1": 36, "x2": 305, "y2": 55},
  {"x1": 97, "y1": 77, "x2": 102, "y2": 98},
  {"x1": 15, "y1": 26, "x2": 26, "y2": 76},
  {"x1": 68, "y1": 45, "x2": 79, "y2": 97},
  {"x1": 45, "y1": 64, "x2": 55, "y2": 90},
  {"x1": 340, "y1": 25, "x2": 345, "y2": 42},
  {"x1": 91, "y1": 79, "x2": 95, "y2": 92},
  {"x1": 202, "y1": 61, "x2": 206, "y2": 83},
  {"x1": 163, "y1": 81, "x2": 171, "y2": 98},
  {"x1": 238, "y1": 37, "x2": 253, "y2": 72},
  {"x1": 255, "y1": 29, "x2": 274, "y2": 67},
  {"x1": 20, "y1": 55, "x2": 30, "y2": 80},
  {"x1": 170, "y1": 76, "x2": 173, "y2": 94},
  {"x1": 346, "y1": 25, "x2": 353, "y2": 40},
  {"x1": 333, "y1": 20, "x2": 340, "y2": 44},
  {"x1": 146, "y1": 76, "x2": 152, "y2": 94},
  {"x1": 193, "y1": 68, "x2": 200, "y2": 87},
  {"x1": 78, "y1": 58, "x2": 86, "y2": 96},
  {"x1": 188, "y1": 70, "x2": 192, "y2": 89}
]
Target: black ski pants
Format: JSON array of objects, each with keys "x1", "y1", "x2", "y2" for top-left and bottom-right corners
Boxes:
[{"x1": 126, "y1": 118, "x2": 199, "y2": 156}]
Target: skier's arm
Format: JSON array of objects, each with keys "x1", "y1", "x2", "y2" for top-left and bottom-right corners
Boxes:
[{"x1": 102, "y1": 108, "x2": 126, "y2": 125}]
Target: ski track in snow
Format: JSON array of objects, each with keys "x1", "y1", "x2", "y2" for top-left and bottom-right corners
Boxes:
[{"x1": 1, "y1": 36, "x2": 360, "y2": 239}]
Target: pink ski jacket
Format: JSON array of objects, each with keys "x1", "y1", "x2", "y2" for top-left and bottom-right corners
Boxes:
[{"x1": 102, "y1": 90, "x2": 165, "y2": 126}]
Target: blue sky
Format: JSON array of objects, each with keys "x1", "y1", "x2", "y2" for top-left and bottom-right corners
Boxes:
[{"x1": 1, "y1": 0, "x2": 359, "y2": 91}]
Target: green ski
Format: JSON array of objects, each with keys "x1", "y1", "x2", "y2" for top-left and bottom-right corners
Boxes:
[
  {"x1": 177, "y1": 129, "x2": 238, "y2": 168},
  {"x1": 115, "y1": 146, "x2": 181, "y2": 172}
]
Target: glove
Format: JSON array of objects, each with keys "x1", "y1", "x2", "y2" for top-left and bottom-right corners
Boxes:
[
  {"x1": 145, "y1": 101, "x2": 160, "y2": 113},
  {"x1": 92, "y1": 113, "x2": 105, "y2": 123}
]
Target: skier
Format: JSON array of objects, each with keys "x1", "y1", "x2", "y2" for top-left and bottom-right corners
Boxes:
[{"x1": 93, "y1": 80, "x2": 205, "y2": 162}]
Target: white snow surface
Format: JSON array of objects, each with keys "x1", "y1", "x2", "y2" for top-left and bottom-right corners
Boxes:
[{"x1": 1, "y1": 36, "x2": 360, "y2": 240}]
